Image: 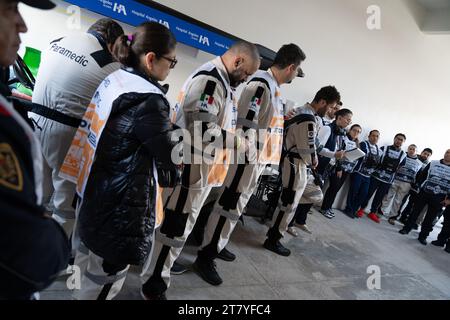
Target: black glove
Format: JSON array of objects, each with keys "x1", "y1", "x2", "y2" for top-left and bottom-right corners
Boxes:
[
  {"x1": 311, "y1": 169, "x2": 324, "y2": 188},
  {"x1": 155, "y1": 161, "x2": 182, "y2": 188}
]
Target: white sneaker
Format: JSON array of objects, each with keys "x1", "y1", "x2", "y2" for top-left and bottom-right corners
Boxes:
[
  {"x1": 287, "y1": 227, "x2": 299, "y2": 237},
  {"x1": 322, "y1": 209, "x2": 334, "y2": 219},
  {"x1": 295, "y1": 223, "x2": 312, "y2": 234}
]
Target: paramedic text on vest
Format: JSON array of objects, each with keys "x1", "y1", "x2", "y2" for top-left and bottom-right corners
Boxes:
[
  {"x1": 29, "y1": 19, "x2": 124, "y2": 241},
  {"x1": 67, "y1": 22, "x2": 179, "y2": 300},
  {"x1": 263, "y1": 86, "x2": 341, "y2": 257},
  {"x1": 359, "y1": 134, "x2": 407, "y2": 223},
  {"x1": 0, "y1": 0, "x2": 70, "y2": 300},
  {"x1": 141, "y1": 41, "x2": 261, "y2": 300},
  {"x1": 193, "y1": 44, "x2": 306, "y2": 286},
  {"x1": 347, "y1": 130, "x2": 381, "y2": 217},
  {"x1": 400, "y1": 149, "x2": 450, "y2": 244},
  {"x1": 381, "y1": 144, "x2": 422, "y2": 223}
]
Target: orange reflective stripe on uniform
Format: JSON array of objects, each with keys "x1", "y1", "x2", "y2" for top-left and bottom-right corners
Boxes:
[
  {"x1": 175, "y1": 57, "x2": 236, "y2": 188},
  {"x1": 247, "y1": 70, "x2": 284, "y2": 165},
  {"x1": 155, "y1": 186, "x2": 164, "y2": 227},
  {"x1": 59, "y1": 69, "x2": 166, "y2": 198}
]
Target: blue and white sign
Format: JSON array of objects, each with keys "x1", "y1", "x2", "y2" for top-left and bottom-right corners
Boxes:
[{"x1": 64, "y1": 0, "x2": 236, "y2": 56}]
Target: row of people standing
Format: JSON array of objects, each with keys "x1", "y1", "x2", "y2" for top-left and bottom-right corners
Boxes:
[
  {"x1": 291, "y1": 105, "x2": 450, "y2": 251},
  {"x1": 29, "y1": 15, "x2": 315, "y2": 299},
  {"x1": 4, "y1": 5, "x2": 448, "y2": 300}
]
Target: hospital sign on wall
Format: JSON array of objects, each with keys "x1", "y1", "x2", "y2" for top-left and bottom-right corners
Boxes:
[{"x1": 63, "y1": 0, "x2": 240, "y2": 56}]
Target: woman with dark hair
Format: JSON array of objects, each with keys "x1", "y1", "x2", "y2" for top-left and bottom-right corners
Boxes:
[
  {"x1": 320, "y1": 123, "x2": 362, "y2": 219},
  {"x1": 73, "y1": 22, "x2": 179, "y2": 300}
]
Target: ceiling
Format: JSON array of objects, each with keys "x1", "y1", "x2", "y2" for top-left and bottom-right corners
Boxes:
[
  {"x1": 408, "y1": 0, "x2": 450, "y2": 33},
  {"x1": 415, "y1": 0, "x2": 450, "y2": 9}
]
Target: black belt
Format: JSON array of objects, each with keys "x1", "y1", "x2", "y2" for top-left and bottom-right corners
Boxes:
[
  {"x1": 31, "y1": 103, "x2": 82, "y2": 128},
  {"x1": 286, "y1": 151, "x2": 302, "y2": 160}
]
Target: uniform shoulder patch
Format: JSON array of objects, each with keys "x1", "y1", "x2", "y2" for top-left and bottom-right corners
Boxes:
[
  {"x1": 0, "y1": 143, "x2": 24, "y2": 191},
  {"x1": 198, "y1": 80, "x2": 217, "y2": 111}
]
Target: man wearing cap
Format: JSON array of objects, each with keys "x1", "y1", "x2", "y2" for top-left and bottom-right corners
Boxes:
[{"x1": 0, "y1": 0, "x2": 70, "y2": 300}]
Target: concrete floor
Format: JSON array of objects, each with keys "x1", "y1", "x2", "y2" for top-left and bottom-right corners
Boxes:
[{"x1": 41, "y1": 208, "x2": 450, "y2": 300}]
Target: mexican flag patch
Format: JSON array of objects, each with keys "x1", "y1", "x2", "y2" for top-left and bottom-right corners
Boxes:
[
  {"x1": 250, "y1": 96, "x2": 262, "y2": 112},
  {"x1": 199, "y1": 93, "x2": 214, "y2": 111}
]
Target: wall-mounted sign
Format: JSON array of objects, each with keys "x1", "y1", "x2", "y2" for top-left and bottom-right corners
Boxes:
[{"x1": 64, "y1": 0, "x2": 240, "y2": 56}]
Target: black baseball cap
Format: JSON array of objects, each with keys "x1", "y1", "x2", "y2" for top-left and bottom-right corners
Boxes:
[{"x1": 18, "y1": 0, "x2": 56, "y2": 10}]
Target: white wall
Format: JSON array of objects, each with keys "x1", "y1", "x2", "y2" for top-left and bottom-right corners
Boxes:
[{"x1": 19, "y1": 0, "x2": 450, "y2": 159}]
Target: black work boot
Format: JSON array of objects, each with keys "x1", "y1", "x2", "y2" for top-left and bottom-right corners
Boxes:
[
  {"x1": 192, "y1": 257, "x2": 223, "y2": 286},
  {"x1": 263, "y1": 238, "x2": 291, "y2": 257},
  {"x1": 399, "y1": 215, "x2": 408, "y2": 225},
  {"x1": 217, "y1": 247, "x2": 236, "y2": 262},
  {"x1": 418, "y1": 237, "x2": 427, "y2": 246},
  {"x1": 431, "y1": 240, "x2": 446, "y2": 247},
  {"x1": 140, "y1": 289, "x2": 167, "y2": 300},
  {"x1": 399, "y1": 227, "x2": 411, "y2": 235},
  {"x1": 444, "y1": 246, "x2": 450, "y2": 254},
  {"x1": 170, "y1": 261, "x2": 189, "y2": 275}
]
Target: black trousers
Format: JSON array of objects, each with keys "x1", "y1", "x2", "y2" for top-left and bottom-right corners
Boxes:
[
  {"x1": 399, "y1": 190, "x2": 419, "y2": 221},
  {"x1": 403, "y1": 191, "x2": 445, "y2": 240},
  {"x1": 321, "y1": 171, "x2": 349, "y2": 211},
  {"x1": 437, "y1": 206, "x2": 450, "y2": 247},
  {"x1": 289, "y1": 203, "x2": 311, "y2": 227}
]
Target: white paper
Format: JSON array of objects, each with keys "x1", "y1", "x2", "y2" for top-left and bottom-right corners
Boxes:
[{"x1": 344, "y1": 148, "x2": 366, "y2": 162}]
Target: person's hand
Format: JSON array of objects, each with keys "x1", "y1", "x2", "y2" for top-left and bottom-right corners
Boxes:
[
  {"x1": 335, "y1": 150, "x2": 345, "y2": 160},
  {"x1": 336, "y1": 170, "x2": 343, "y2": 179},
  {"x1": 286, "y1": 109, "x2": 297, "y2": 120},
  {"x1": 312, "y1": 156, "x2": 318, "y2": 169}
]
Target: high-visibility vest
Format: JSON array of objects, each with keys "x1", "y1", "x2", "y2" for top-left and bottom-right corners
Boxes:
[
  {"x1": 422, "y1": 160, "x2": 450, "y2": 196},
  {"x1": 395, "y1": 155, "x2": 423, "y2": 183},
  {"x1": 59, "y1": 68, "x2": 166, "y2": 224}
]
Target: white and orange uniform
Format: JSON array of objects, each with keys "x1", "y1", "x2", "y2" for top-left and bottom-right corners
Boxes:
[
  {"x1": 141, "y1": 57, "x2": 237, "y2": 295},
  {"x1": 30, "y1": 32, "x2": 120, "y2": 234},
  {"x1": 266, "y1": 104, "x2": 317, "y2": 242},
  {"x1": 198, "y1": 69, "x2": 284, "y2": 261}
]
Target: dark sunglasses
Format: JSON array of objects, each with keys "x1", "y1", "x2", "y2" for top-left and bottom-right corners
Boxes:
[{"x1": 161, "y1": 56, "x2": 178, "y2": 69}]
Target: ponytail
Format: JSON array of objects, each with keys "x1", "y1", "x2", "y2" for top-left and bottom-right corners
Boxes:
[
  {"x1": 113, "y1": 34, "x2": 136, "y2": 67},
  {"x1": 112, "y1": 22, "x2": 176, "y2": 70}
]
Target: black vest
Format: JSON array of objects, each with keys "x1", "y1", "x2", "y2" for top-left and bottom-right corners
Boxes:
[{"x1": 317, "y1": 121, "x2": 340, "y2": 174}]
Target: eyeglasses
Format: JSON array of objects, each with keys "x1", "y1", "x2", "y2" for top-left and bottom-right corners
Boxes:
[{"x1": 161, "y1": 56, "x2": 178, "y2": 69}]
